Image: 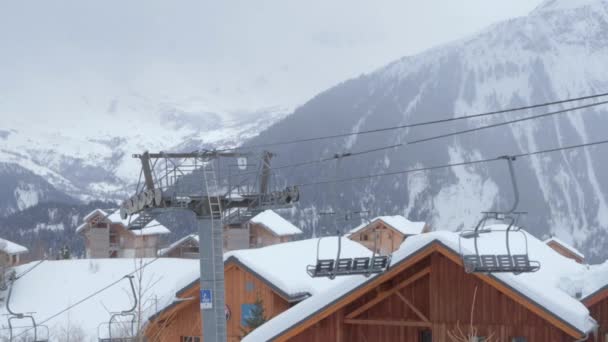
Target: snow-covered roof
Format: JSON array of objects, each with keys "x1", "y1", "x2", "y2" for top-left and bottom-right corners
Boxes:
[
  {"x1": 224, "y1": 237, "x2": 372, "y2": 300},
  {"x1": 76, "y1": 209, "x2": 170, "y2": 236},
  {"x1": 544, "y1": 237, "x2": 585, "y2": 260},
  {"x1": 348, "y1": 215, "x2": 426, "y2": 236},
  {"x1": 0, "y1": 258, "x2": 199, "y2": 340},
  {"x1": 244, "y1": 227, "x2": 596, "y2": 341},
  {"x1": 158, "y1": 234, "x2": 199, "y2": 256},
  {"x1": 0, "y1": 238, "x2": 28, "y2": 255},
  {"x1": 249, "y1": 210, "x2": 302, "y2": 236}
]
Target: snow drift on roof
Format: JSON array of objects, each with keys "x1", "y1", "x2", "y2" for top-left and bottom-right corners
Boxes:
[
  {"x1": 544, "y1": 236, "x2": 585, "y2": 259},
  {"x1": 243, "y1": 227, "x2": 595, "y2": 341},
  {"x1": 159, "y1": 234, "x2": 199, "y2": 256},
  {"x1": 0, "y1": 258, "x2": 198, "y2": 340},
  {"x1": 348, "y1": 215, "x2": 426, "y2": 236},
  {"x1": 249, "y1": 210, "x2": 302, "y2": 236},
  {"x1": 76, "y1": 208, "x2": 170, "y2": 235},
  {"x1": 0, "y1": 237, "x2": 28, "y2": 255},
  {"x1": 225, "y1": 237, "x2": 372, "y2": 299}
]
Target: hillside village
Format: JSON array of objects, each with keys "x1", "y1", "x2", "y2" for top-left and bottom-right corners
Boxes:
[
  {"x1": 4, "y1": 0, "x2": 608, "y2": 342},
  {"x1": 1, "y1": 207, "x2": 608, "y2": 341}
]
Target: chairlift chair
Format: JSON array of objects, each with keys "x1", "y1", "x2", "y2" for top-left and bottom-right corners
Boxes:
[
  {"x1": 6, "y1": 276, "x2": 49, "y2": 342},
  {"x1": 307, "y1": 228, "x2": 391, "y2": 279},
  {"x1": 458, "y1": 156, "x2": 541, "y2": 274},
  {"x1": 97, "y1": 275, "x2": 138, "y2": 342}
]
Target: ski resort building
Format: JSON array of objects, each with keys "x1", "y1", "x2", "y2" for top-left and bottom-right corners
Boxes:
[
  {"x1": 224, "y1": 210, "x2": 302, "y2": 251},
  {"x1": 146, "y1": 237, "x2": 371, "y2": 341},
  {"x1": 544, "y1": 236, "x2": 586, "y2": 264},
  {"x1": 159, "y1": 233, "x2": 200, "y2": 258},
  {"x1": 0, "y1": 237, "x2": 28, "y2": 266},
  {"x1": 158, "y1": 210, "x2": 302, "y2": 259},
  {"x1": 77, "y1": 209, "x2": 170, "y2": 259},
  {"x1": 347, "y1": 216, "x2": 429, "y2": 255},
  {"x1": 242, "y1": 229, "x2": 597, "y2": 342}
]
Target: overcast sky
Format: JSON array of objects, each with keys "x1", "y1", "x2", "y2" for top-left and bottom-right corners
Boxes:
[{"x1": 1, "y1": 0, "x2": 545, "y2": 115}]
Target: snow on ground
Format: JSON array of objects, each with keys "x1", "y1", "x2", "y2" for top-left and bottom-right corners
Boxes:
[
  {"x1": 249, "y1": 210, "x2": 302, "y2": 236},
  {"x1": 347, "y1": 215, "x2": 426, "y2": 236},
  {"x1": 225, "y1": 237, "x2": 372, "y2": 298},
  {"x1": 0, "y1": 258, "x2": 198, "y2": 341},
  {"x1": 243, "y1": 227, "x2": 596, "y2": 341}
]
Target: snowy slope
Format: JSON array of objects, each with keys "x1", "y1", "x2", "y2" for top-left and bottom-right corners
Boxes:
[
  {"x1": 246, "y1": 0, "x2": 608, "y2": 262},
  {"x1": 0, "y1": 258, "x2": 198, "y2": 341}
]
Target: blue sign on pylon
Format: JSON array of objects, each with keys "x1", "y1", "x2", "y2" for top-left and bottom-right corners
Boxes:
[{"x1": 200, "y1": 289, "x2": 213, "y2": 309}]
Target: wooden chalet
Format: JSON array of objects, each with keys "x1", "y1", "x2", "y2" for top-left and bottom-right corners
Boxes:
[
  {"x1": 348, "y1": 215, "x2": 429, "y2": 255},
  {"x1": 146, "y1": 237, "x2": 371, "y2": 342},
  {"x1": 0, "y1": 237, "x2": 27, "y2": 266},
  {"x1": 243, "y1": 230, "x2": 596, "y2": 342},
  {"x1": 545, "y1": 237, "x2": 586, "y2": 264},
  {"x1": 224, "y1": 210, "x2": 302, "y2": 251},
  {"x1": 159, "y1": 210, "x2": 302, "y2": 260},
  {"x1": 159, "y1": 234, "x2": 200, "y2": 258},
  {"x1": 77, "y1": 209, "x2": 170, "y2": 258}
]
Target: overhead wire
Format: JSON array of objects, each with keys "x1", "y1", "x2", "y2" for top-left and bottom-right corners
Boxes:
[
  {"x1": 222, "y1": 98, "x2": 608, "y2": 180},
  {"x1": 219, "y1": 91, "x2": 608, "y2": 151},
  {"x1": 295, "y1": 138, "x2": 608, "y2": 187},
  {"x1": 13, "y1": 257, "x2": 161, "y2": 339}
]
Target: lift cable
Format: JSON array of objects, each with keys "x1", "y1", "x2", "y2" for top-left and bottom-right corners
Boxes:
[
  {"x1": 295, "y1": 138, "x2": 608, "y2": 187},
  {"x1": 219, "y1": 91, "x2": 608, "y2": 151}
]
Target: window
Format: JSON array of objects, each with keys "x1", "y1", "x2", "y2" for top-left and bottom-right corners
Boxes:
[
  {"x1": 419, "y1": 329, "x2": 432, "y2": 342},
  {"x1": 181, "y1": 337, "x2": 201, "y2": 342},
  {"x1": 511, "y1": 338, "x2": 527, "y2": 342},
  {"x1": 241, "y1": 303, "x2": 256, "y2": 326},
  {"x1": 362, "y1": 234, "x2": 368, "y2": 241},
  {"x1": 472, "y1": 337, "x2": 486, "y2": 342},
  {"x1": 245, "y1": 281, "x2": 255, "y2": 292}
]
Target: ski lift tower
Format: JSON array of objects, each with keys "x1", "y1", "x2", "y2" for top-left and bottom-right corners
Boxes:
[{"x1": 120, "y1": 150, "x2": 299, "y2": 342}]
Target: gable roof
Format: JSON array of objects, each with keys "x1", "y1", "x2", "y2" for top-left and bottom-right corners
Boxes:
[
  {"x1": 249, "y1": 210, "x2": 302, "y2": 236},
  {"x1": 158, "y1": 234, "x2": 199, "y2": 257},
  {"x1": 562, "y1": 260, "x2": 608, "y2": 307},
  {"x1": 348, "y1": 215, "x2": 426, "y2": 236},
  {"x1": 76, "y1": 208, "x2": 171, "y2": 236},
  {"x1": 544, "y1": 236, "x2": 585, "y2": 260},
  {"x1": 224, "y1": 237, "x2": 371, "y2": 301},
  {"x1": 0, "y1": 237, "x2": 28, "y2": 255},
  {"x1": 243, "y1": 228, "x2": 595, "y2": 341}
]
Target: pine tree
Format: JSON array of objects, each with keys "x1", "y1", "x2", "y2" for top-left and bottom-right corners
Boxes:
[{"x1": 241, "y1": 296, "x2": 267, "y2": 337}]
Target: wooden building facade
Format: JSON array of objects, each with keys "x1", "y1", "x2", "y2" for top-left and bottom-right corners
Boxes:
[
  {"x1": 348, "y1": 216, "x2": 429, "y2": 255},
  {"x1": 78, "y1": 209, "x2": 170, "y2": 259},
  {"x1": 145, "y1": 257, "x2": 298, "y2": 342},
  {"x1": 583, "y1": 287, "x2": 608, "y2": 341},
  {"x1": 250, "y1": 242, "x2": 590, "y2": 342}
]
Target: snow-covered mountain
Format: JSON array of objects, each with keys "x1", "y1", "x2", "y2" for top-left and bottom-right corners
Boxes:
[
  {"x1": 246, "y1": 0, "x2": 608, "y2": 262},
  {"x1": 1, "y1": 90, "x2": 287, "y2": 208}
]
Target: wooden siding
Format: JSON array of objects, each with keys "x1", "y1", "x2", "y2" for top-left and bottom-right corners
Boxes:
[
  {"x1": 145, "y1": 262, "x2": 292, "y2": 342},
  {"x1": 286, "y1": 250, "x2": 577, "y2": 342},
  {"x1": 225, "y1": 264, "x2": 291, "y2": 341},
  {"x1": 249, "y1": 223, "x2": 290, "y2": 248},
  {"x1": 348, "y1": 221, "x2": 405, "y2": 255},
  {"x1": 546, "y1": 240, "x2": 585, "y2": 264},
  {"x1": 585, "y1": 294, "x2": 608, "y2": 341}
]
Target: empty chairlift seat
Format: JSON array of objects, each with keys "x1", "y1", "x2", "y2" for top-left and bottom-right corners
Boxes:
[
  {"x1": 463, "y1": 254, "x2": 540, "y2": 273},
  {"x1": 307, "y1": 255, "x2": 391, "y2": 278}
]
